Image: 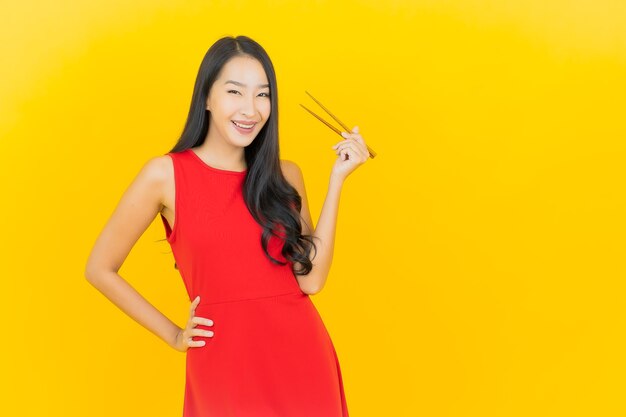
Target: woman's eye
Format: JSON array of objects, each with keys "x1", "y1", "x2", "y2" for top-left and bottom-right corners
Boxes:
[{"x1": 227, "y1": 90, "x2": 269, "y2": 97}]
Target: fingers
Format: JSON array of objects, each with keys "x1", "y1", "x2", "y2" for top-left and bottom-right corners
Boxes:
[
  {"x1": 338, "y1": 129, "x2": 366, "y2": 147},
  {"x1": 333, "y1": 137, "x2": 365, "y2": 150},
  {"x1": 335, "y1": 141, "x2": 365, "y2": 159},
  {"x1": 187, "y1": 337, "x2": 206, "y2": 348},
  {"x1": 340, "y1": 130, "x2": 361, "y2": 140},
  {"x1": 186, "y1": 323, "x2": 213, "y2": 347},
  {"x1": 190, "y1": 295, "x2": 200, "y2": 313},
  {"x1": 332, "y1": 124, "x2": 370, "y2": 163},
  {"x1": 192, "y1": 327, "x2": 214, "y2": 337},
  {"x1": 186, "y1": 296, "x2": 214, "y2": 349},
  {"x1": 332, "y1": 137, "x2": 368, "y2": 160},
  {"x1": 192, "y1": 316, "x2": 213, "y2": 326}
]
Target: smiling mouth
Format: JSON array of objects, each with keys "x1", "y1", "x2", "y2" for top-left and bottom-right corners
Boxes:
[{"x1": 232, "y1": 121, "x2": 256, "y2": 129}]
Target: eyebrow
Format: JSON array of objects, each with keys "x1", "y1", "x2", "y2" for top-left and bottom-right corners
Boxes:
[{"x1": 224, "y1": 80, "x2": 270, "y2": 89}]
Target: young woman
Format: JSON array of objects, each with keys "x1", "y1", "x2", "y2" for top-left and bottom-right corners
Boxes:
[{"x1": 85, "y1": 35, "x2": 369, "y2": 417}]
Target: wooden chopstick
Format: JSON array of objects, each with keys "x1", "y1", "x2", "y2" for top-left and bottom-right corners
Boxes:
[
  {"x1": 299, "y1": 104, "x2": 343, "y2": 136},
  {"x1": 305, "y1": 91, "x2": 352, "y2": 133},
  {"x1": 300, "y1": 91, "x2": 377, "y2": 159}
]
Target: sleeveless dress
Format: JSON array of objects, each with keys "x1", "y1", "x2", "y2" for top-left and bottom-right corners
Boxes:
[{"x1": 159, "y1": 149, "x2": 349, "y2": 417}]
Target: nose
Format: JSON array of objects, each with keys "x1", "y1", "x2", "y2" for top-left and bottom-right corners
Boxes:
[{"x1": 240, "y1": 95, "x2": 257, "y2": 118}]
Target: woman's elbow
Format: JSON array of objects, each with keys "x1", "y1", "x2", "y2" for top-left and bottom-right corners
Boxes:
[
  {"x1": 84, "y1": 260, "x2": 112, "y2": 284},
  {"x1": 299, "y1": 280, "x2": 323, "y2": 295}
]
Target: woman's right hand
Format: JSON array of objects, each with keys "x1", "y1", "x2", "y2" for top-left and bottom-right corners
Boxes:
[{"x1": 173, "y1": 296, "x2": 214, "y2": 352}]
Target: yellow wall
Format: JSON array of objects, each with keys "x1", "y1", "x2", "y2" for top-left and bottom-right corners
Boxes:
[{"x1": 1, "y1": 1, "x2": 625, "y2": 416}]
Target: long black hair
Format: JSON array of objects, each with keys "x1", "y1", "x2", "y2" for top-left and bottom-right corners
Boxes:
[{"x1": 167, "y1": 35, "x2": 317, "y2": 275}]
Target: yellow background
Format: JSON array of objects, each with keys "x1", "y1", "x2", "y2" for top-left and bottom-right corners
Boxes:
[{"x1": 1, "y1": 0, "x2": 625, "y2": 416}]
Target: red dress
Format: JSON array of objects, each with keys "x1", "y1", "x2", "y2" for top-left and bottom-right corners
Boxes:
[{"x1": 160, "y1": 149, "x2": 349, "y2": 417}]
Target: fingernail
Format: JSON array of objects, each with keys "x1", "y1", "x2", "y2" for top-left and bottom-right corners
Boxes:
[{"x1": 341, "y1": 132, "x2": 348, "y2": 138}]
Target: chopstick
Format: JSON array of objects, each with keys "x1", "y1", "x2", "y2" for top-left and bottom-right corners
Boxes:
[
  {"x1": 299, "y1": 104, "x2": 343, "y2": 135},
  {"x1": 300, "y1": 91, "x2": 377, "y2": 159}
]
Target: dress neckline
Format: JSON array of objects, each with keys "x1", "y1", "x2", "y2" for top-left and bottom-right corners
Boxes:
[{"x1": 187, "y1": 149, "x2": 247, "y2": 175}]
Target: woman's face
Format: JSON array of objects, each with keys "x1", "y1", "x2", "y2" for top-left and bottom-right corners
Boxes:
[{"x1": 205, "y1": 55, "x2": 271, "y2": 148}]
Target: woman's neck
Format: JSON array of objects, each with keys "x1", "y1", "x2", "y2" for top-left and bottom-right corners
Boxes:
[{"x1": 193, "y1": 138, "x2": 247, "y2": 171}]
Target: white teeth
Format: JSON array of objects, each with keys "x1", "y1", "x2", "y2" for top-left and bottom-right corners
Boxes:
[{"x1": 233, "y1": 121, "x2": 254, "y2": 129}]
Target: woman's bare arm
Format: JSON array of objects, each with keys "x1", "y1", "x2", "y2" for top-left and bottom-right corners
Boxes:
[
  {"x1": 282, "y1": 160, "x2": 341, "y2": 295},
  {"x1": 282, "y1": 127, "x2": 370, "y2": 295},
  {"x1": 84, "y1": 155, "x2": 182, "y2": 350}
]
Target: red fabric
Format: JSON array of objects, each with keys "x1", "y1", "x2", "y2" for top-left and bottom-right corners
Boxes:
[{"x1": 160, "y1": 149, "x2": 349, "y2": 417}]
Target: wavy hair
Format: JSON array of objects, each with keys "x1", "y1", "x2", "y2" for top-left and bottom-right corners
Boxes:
[{"x1": 166, "y1": 35, "x2": 317, "y2": 275}]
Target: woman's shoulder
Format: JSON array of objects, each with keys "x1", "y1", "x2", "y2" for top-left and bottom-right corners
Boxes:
[
  {"x1": 279, "y1": 159, "x2": 305, "y2": 191},
  {"x1": 140, "y1": 154, "x2": 174, "y2": 183},
  {"x1": 279, "y1": 159, "x2": 302, "y2": 177}
]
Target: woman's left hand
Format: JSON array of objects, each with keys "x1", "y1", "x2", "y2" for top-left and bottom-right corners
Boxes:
[{"x1": 330, "y1": 125, "x2": 370, "y2": 182}]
